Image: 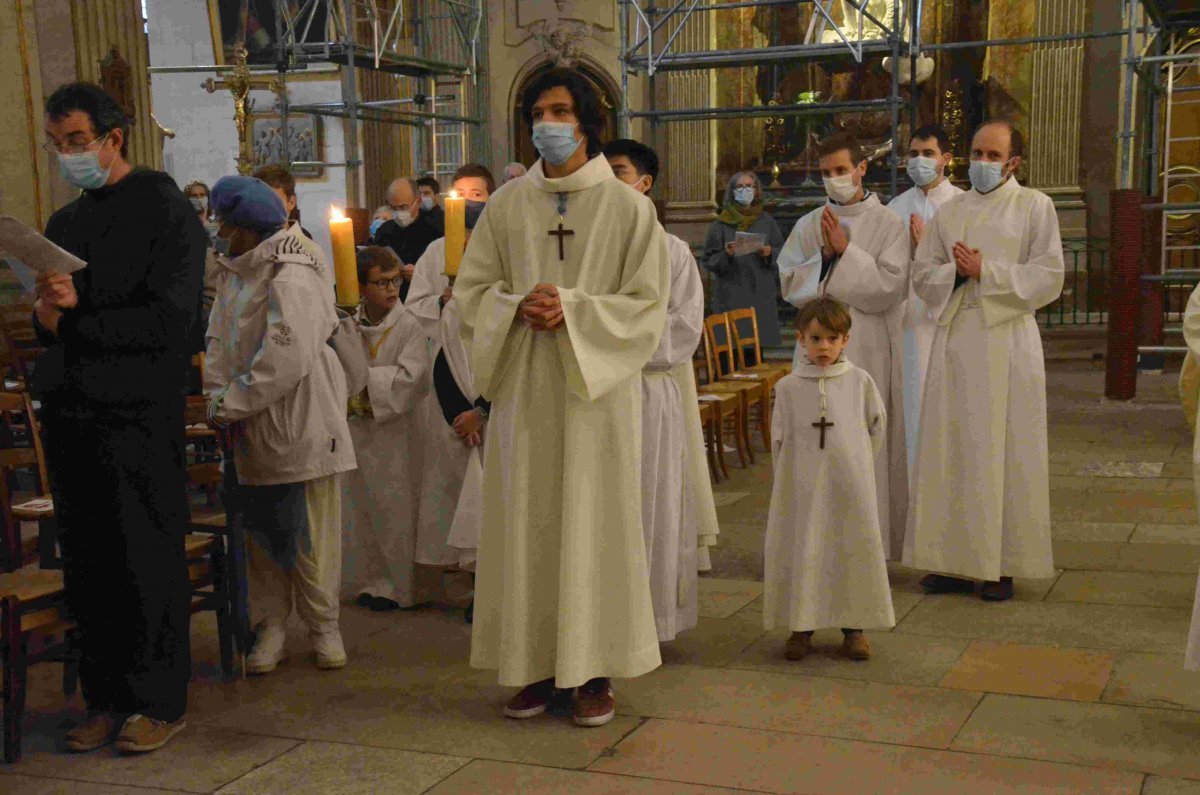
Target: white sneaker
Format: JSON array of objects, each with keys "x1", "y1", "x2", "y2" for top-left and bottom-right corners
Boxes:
[
  {"x1": 312, "y1": 627, "x2": 347, "y2": 670},
  {"x1": 246, "y1": 620, "x2": 287, "y2": 675}
]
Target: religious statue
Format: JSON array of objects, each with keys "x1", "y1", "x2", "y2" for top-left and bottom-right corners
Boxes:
[
  {"x1": 100, "y1": 46, "x2": 136, "y2": 123},
  {"x1": 202, "y1": 44, "x2": 285, "y2": 176}
]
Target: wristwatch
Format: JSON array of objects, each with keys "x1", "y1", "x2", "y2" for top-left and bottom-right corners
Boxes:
[{"x1": 473, "y1": 397, "x2": 490, "y2": 419}]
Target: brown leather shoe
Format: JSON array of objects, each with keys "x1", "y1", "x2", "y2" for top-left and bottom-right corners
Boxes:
[
  {"x1": 573, "y1": 678, "x2": 615, "y2": 727},
  {"x1": 841, "y1": 631, "x2": 871, "y2": 661},
  {"x1": 65, "y1": 713, "x2": 122, "y2": 752},
  {"x1": 980, "y1": 577, "x2": 1014, "y2": 602},
  {"x1": 784, "y1": 632, "x2": 812, "y2": 661},
  {"x1": 114, "y1": 714, "x2": 187, "y2": 754},
  {"x1": 503, "y1": 678, "x2": 554, "y2": 719}
]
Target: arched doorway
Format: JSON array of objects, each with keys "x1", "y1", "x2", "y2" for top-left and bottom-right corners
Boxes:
[{"x1": 511, "y1": 60, "x2": 620, "y2": 168}]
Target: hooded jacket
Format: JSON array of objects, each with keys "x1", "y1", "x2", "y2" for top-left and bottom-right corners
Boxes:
[
  {"x1": 205, "y1": 225, "x2": 356, "y2": 486},
  {"x1": 34, "y1": 168, "x2": 207, "y2": 419}
]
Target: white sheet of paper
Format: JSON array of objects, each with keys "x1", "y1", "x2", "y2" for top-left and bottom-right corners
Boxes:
[
  {"x1": 0, "y1": 215, "x2": 86, "y2": 275},
  {"x1": 4, "y1": 257, "x2": 38, "y2": 294},
  {"x1": 732, "y1": 231, "x2": 766, "y2": 256}
]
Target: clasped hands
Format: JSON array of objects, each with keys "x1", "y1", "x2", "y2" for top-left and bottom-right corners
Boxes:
[
  {"x1": 820, "y1": 207, "x2": 849, "y2": 260},
  {"x1": 521, "y1": 283, "x2": 564, "y2": 331},
  {"x1": 952, "y1": 241, "x2": 983, "y2": 279},
  {"x1": 34, "y1": 271, "x2": 79, "y2": 335},
  {"x1": 452, "y1": 408, "x2": 484, "y2": 447}
]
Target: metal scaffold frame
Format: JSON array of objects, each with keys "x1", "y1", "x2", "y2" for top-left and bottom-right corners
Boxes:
[
  {"x1": 618, "y1": 0, "x2": 1150, "y2": 206},
  {"x1": 148, "y1": 0, "x2": 487, "y2": 205}
]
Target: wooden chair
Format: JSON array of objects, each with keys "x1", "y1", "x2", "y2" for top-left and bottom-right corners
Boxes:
[
  {"x1": 696, "y1": 400, "x2": 720, "y2": 481},
  {"x1": 0, "y1": 393, "x2": 51, "y2": 573},
  {"x1": 703, "y1": 316, "x2": 773, "y2": 456},
  {"x1": 694, "y1": 343, "x2": 751, "y2": 468},
  {"x1": 0, "y1": 304, "x2": 42, "y2": 392},
  {"x1": 726, "y1": 307, "x2": 791, "y2": 387}
]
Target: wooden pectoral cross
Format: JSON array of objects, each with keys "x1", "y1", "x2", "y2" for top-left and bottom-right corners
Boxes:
[
  {"x1": 812, "y1": 414, "x2": 834, "y2": 450},
  {"x1": 549, "y1": 216, "x2": 574, "y2": 261}
]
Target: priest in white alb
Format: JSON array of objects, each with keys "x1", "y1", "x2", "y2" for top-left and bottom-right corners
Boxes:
[
  {"x1": 887, "y1": 124, "x2": 963, "y2": 470},
  {"x1": 454, "y1": 68, "x2": 669, "y2": 729},
  {"x1": 405, "y1": 164, "x2": 497, "y2": 573},
  {"x1": 604, "y1": 138, "x2": 715, "y2": 643},
  {"x1": 777, "y1": 132, "x2": 909, "y2": 560},
  {"x1": 903, "y1": 120, "x2": 1063, "y2": 602},
  {"x1": 1182, "y1": 282, "x2": 1200, "y2": 669}
]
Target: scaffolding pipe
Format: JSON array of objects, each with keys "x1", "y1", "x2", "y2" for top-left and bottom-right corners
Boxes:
[
  {"x1": 1120, "y1": 0, "x2": 1138, "y2": 189},
  {"x1": 290, "y1": 101, "x2": 480, "y2": 125},
  {"x1": 626, "y1": 97, "x2": 894, "y2": 121},
  {"x1": 923, "y1": 28, "x2": 1137, "y2": 51}
]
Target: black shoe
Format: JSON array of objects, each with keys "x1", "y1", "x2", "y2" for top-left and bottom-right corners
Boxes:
[
  {"x1": 920, "y1": 574, "x2": 976, "y2": 594},
  {"x1": 980, "y1": 577, "x2": 1014, "y2": 602},
  {"x1": 357, "y1": 593, "x2": 401, "y2": 612}
]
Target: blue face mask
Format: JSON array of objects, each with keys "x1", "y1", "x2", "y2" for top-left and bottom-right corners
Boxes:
[
  {"x1": 369, "y1": 218, "x2": 387, "y2": 238},
  {"x1": 57, "y1": 135, "x2": 114, "y2": 191},
  {"x1": 733, "y1": 186, "x2": 755, "y2": 206},
  {"x1": 212, "y1": 234, "x2": 232, "y2": 256},
  {"x1": 464, "y1": 200, "x2": 486, "y2": 230},
  {"x1": 906, "y1": 156, "x2": 941, "y2": 187},
  {"x1": 531, "y1": 122, "x2": 582, "y2": 166},
  {"x1": 421, "y1": 196, "x2": 435, "y2": 212},
  {"x1": 969, "y1": 159, "x2": 1011, "y2": 194}
]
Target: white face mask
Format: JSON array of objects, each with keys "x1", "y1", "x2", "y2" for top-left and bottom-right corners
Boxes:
[
  {"x1": 822, "y1": 173, "x2": 859, "y2": 204},
  {"x1": 969, "y1": 159, "x2": 1013, "y2": 194},
  {"x1": 906, "y1": 156, "x2": 941, "y2": 187},
  {"x1": 393, "y1": 208, "x2": 416, "y2": 227}
]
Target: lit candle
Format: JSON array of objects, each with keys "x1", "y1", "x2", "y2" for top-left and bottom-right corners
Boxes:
[
  {"x1": 329, "y1": 206, "x2": 359, "y2": 307},
  {"x1": 443, "y1": 189, "x2": 465, "y2": 279}
]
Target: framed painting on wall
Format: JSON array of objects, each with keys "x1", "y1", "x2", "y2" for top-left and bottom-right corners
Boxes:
[
  {"x1": 207, "y1": 0, "x2": 333, "y2": 66},
  {"x1": 244, "y1": 113, "x2": 325, "y2": 178}
]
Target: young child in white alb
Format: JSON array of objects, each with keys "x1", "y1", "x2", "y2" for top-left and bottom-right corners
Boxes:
[{"x1": 763, "y1": 295, "x2": 895, "y2": 661}]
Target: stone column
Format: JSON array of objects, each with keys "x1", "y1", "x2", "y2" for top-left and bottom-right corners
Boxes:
[
  {"x1": 664, "y1": 7, "x2": 716, "y2": 229},
  {"x1": 1025, "y1": 0, "x2": 1087, "y2": 193}
]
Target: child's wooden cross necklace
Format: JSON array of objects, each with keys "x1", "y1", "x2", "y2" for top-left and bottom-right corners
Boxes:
[
  {"x1": 812, "y1": 373, "x2": 833, "y2": 450},
  {"x1": 548, "y1": 192, "x2": 574, "y2": 260}
]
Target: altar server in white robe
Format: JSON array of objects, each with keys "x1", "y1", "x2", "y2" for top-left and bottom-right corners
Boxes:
[
  {"x1": 341, "y1": 246, "x2": 431, "y2": 611},
  {"x1": 405, "y1": 164, "x2": 496, "y2": 572},
  {"x1": 887, "y1": 124, "x2": 963, "y2": 471},
  {"x1": 765, "y1": 296, "x2": 893, "y2": 662},
  {"x1": 777, "y1": 132, "x2": 909, "y2": 561},
  {"x1": 455, "y1": 68, "x2": 669, "y2": 728},
  {"x1": 903, "y1": 120, "x2": 1063, "y2": 602},
  {"x1": 1180, "y1": 283, "x2": 1200, "y2": 669},
  {"x1": 604, "y1": 138, "x2": 714, "y2": 642}
]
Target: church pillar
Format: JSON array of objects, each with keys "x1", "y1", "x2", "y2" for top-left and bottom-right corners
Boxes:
[
  {"x1": 1025, "y1": 0, "x2": 1087, "y2": 193},
  {"x1": 663, "y1": 7, "x2": 716, "y2": 237},
  {"x1": 0, "y1": 0, "x2": 53, "y2": 229},
  {"x1": 69, "y1": 0, "x2": 161, "y2": 171}
]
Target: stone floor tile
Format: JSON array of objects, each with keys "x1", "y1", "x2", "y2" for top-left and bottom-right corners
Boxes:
[
  {"x1": 1104, "y1": 653, "x2": 1200, "y2": 712},
  {"x1": 2, "y1": 723, "x2": 297, "y2": 793},
  {"x1": 730, "y1": 629, "x2": 969, "y2": 686},
  {"x1": 1051, "y1": 490, "x2": 1196, "y2": 524},
  {"x1": 1052, "y1": 541, "x2": 1200, "y2": 574},
  {"x1": 1047, "y1": 571, "x2": 1196, "y2": 608},
  {"x1": 1132, "y1": 524, "x2": 1200, "y2": 545},
  {"x1": 617, "y1": 664, "x2": 979, "y2": 748},
  {"x1": 659, "y1": 615, "x2": 768, "y2": 668},
  {"x1": 588, "y1": 719, "x2": 1143, "y2": 794},
  {"x1": 214, "y1": 741, "x2": 468, "y2": 794},
  {"x1": 952, "y1": 693, "x2": 1200, "y2": 778},
  {"x1": 710, "y1": 491, "x2": 751, "y2": 508},
  {"x1": 1052, "y1": 522, "x2": 1136, "y2": 542},
  {"x1": 1075, "y1": 461, "x2": 1165, "y2": 478},
  {"x1": 894, "y1": 598, "x2": 1190, "y2": 654},
  {"x1": 697, "y1": 578, "x2": 764, "y2": 619},
  {"x1": 1145, "y1": 777, "x2": 1200, "y2": 794},
  {"x1": 939, "y1": 641, "x2": 1115, "y2": 701},
  {"x1": 0, "y1": 776, "x2": 180, "y2": 795},
  {"x1": 428, "y1": 760, "x2": 755, "y2": 794}
]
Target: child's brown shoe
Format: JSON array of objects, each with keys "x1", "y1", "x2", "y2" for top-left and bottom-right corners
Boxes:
[
  {"x1": 841, "y1": 631, "x2": 871, "y2": 661},
  {"x1": 784, "y1": 632, "x2": 811, "y2": 661}
]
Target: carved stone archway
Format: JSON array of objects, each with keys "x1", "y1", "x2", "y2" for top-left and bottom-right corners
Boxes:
[{"x1": 510, "y1": 57, "x2": 620, "y2": 168}]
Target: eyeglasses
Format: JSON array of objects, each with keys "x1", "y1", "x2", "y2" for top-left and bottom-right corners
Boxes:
[
  {"x1": 43, "y1": 132, "x2": 109, "y2": 156},
  {"x1": 367, "y1": 277, "x2": 404, "y2": 289}
]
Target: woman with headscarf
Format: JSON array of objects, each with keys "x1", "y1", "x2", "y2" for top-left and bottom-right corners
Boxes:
[
  {"x1": 205, "y1": 175, "x2": 358, "y2": 674},
  {"x1": 701, "y1": 171, "x2": 785, "y2": 349}
]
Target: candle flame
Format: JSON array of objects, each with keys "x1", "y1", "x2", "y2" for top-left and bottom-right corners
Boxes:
[
  {"x1": 330, "y1": 206, "x2": 346, "y2": 222},
  {"x1": 448, "y1": 189, "x2": 459, "y2": 199}
]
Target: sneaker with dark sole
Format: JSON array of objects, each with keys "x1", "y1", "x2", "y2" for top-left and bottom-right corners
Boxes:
[
  {"x1": 114, "y1": 714, "x2": 187, "y2": 754},
  {"x1": 65, "y1": 713, "x2": 123, "y2": 753},
  {"x1": 784, "y1": 632, "x2": 812, "y2": 661},
  {"x1": 574, "y1": 678, "x2": 615, "y2": 728},
  {"x1": 841, "y1": 631, "x2": 871, "y2": 661},
  {"x1": 503, "y1": 678, "x2": 554, "y2": 719}
]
